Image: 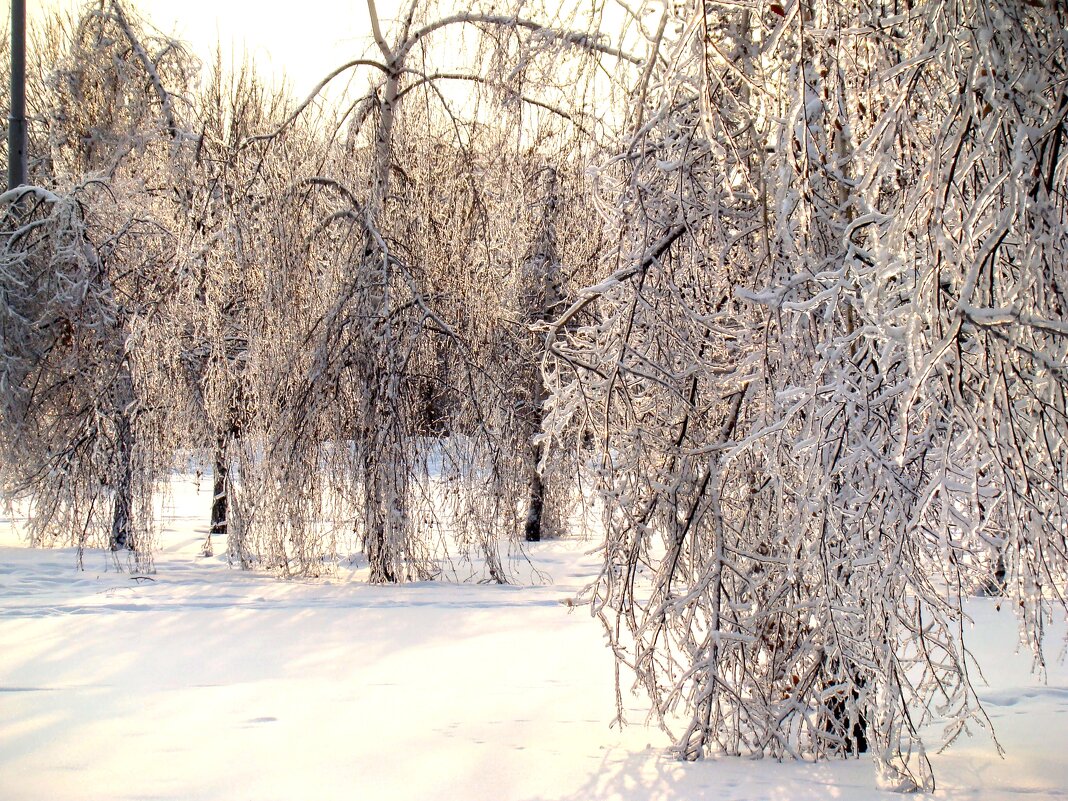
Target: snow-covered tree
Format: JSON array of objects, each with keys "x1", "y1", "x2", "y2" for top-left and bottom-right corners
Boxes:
[
  {"x1": 1, "y1": 2, "x2": 193, "y2": 569},
  {"x1": 545, "y1": 0, "x2": 1067, "y2": 790},
  {"x1": 218, "y1": 0, "x2": 637, "y2": 581},
  {"x1": 161, "y1": 56, "x2": 302, "y2": 557}
]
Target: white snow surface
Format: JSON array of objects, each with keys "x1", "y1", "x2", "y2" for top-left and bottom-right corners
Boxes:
[{"x1": 1, "y1": 473, "x2": 1066, "y2": 801}]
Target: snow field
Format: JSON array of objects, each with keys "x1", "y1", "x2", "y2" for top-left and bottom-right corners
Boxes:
[{"x1": 1, "y1": 473, "x2": 1066, "y2": 801}]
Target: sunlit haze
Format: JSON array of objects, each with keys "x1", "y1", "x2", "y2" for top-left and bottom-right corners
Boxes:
[{"x1": 30, "y1": 0, "x2": 411, "y2": 98}]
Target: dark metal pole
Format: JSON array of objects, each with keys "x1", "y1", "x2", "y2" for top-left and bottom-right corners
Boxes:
[{"x1": 8, "y1": 0, "x2": 27, "y2": 190}]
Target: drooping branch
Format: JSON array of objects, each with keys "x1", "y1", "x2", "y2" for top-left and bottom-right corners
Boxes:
[{"x1": 397, "y1": 12, "x2": 642, "y2": 66}]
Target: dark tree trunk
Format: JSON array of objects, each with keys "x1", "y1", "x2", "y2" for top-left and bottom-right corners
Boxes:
[
  {"x1": 210, "y1": 446, "x2": 228, "y2": 536},
  {"x1": 826, "y1": 685, "x2": 869, "y2": 755},
  {"x1": 109, "y1": 409, "x2": 134, "y2": 551},
  {"x1": 203, "y1": 438, "x2": 228, "y2": 557},
  {"x1": 822, "y1": 656, "x2": 868, "y2": 756},
  {"x1": 524, "y1": 450, "x2": 545, "y2": 542},
  {"x1": 363, "y1": 399, "x2": 401, "y2": 584},
  {"x1": 366, "y1": 523, "x2": 398, "y2": 583},
  {"x1": 520, "y1": 167, "x2": 562, "y2": 544}
]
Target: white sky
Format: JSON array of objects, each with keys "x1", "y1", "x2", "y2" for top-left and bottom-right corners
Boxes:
[
  {"x1": 24, "y1": 0, "x2": 638, "y2": 138},
  {"x1": 30, "y1": 0, "x2": 409, "y2": 99}
]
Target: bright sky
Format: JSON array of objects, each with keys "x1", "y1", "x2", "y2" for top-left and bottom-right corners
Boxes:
[
  {"x1": 31, "y1": 0, "x2": 409, "y2": 99},
  {"x1": 24, "y1": 0, "x2": 638, "y2": 138}
]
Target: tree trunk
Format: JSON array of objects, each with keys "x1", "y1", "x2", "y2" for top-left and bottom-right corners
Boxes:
[
  {"x1": 524, "y1": 451, "x2": 545, "y2": 542},
  {"x1": 210, "y1": 444, "x2": 228, "y2": 535},
  {"x1": 202, "y1": 437, "x2": 228, "y2": 556},
  {"x1": 359, "y1": 1, "x2": 406, "y2": 582},
  {"x1": 521, "y1": 167, "x2": 562, "y2": 543},
  {"x1": 109, "y1": 407, "x2": 135, "y2": 551}
]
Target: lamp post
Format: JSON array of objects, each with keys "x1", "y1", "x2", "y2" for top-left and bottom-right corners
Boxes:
[{"x1": 8, "y1": 0, "x2": 27, "y2": 190}]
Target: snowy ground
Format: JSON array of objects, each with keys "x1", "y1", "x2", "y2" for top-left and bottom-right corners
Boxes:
[{"x1": 1, "y1": 474, "x2": 1066, "y2": 800}]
